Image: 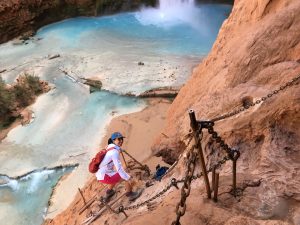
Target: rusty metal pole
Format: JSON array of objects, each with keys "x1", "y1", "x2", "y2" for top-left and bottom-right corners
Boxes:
[
  {"x1": 189, "y1": 109, "x2": 211, "y2": 199},
  {"x1": 213, "y1": 173, "x2": 219, "y2": 202},
  {"x1": 212, "y1": 166, "x2": 216, "y2": 192},
  {"x1": 232, "y1": 159, "x2": 237, "y2": 195}
]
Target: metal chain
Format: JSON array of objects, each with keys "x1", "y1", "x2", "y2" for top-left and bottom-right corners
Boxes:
[
  {"x1": 172, "y1": 147, "x2": 198, "y2": 225},
  {"x1": 117, "y1": 154, "x2": 230, "y2": 219},
  {"x1": 119, "y1": 177, "x2": 185, "y2": 212},
  {"x1": 198, "y1": 121, "x2": 240, "y2": 160},
  {"x1": 212, "y1": 74, "x2": 300, "y2": 122},
  {"x1": 207, "y1": 123, "x2": 232, "y2": 155}
]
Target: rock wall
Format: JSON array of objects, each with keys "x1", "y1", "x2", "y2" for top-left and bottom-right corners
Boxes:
[{"x1": 153, "y1": 0, "x2": 300, "y2": 221}]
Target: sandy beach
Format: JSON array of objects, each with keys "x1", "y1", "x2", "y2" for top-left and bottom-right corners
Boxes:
[{"x1": 46, "y1": 97, "x2": 171, "y2": 219}]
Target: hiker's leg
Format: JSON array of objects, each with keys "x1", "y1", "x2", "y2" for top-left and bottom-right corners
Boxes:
[
  {"x1": 124, "y1": 180, "x2": 132, "y2": 193},
  {"x1": 107, "y1": 183, "x2": 116, "y2": 190}
]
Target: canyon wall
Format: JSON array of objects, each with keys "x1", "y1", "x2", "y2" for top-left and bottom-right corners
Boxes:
[{"x1": 152, "y1": 0, "x2": 300, "y2": 222}]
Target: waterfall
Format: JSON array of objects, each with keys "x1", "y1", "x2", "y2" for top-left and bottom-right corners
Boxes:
[
  {"x1": 136, "y1": 0, "x2": 198, "y2": 27},
  {"x1": 159, "y1": 0, "x2": 195, "y2": 10}
]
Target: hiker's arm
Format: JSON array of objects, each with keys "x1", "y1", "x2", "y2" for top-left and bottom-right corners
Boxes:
[{"x1": 112, "y1": 151, "x2": 131, "y2": 180}]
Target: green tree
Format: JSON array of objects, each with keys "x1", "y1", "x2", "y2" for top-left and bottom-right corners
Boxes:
[
  {"x1": 0, "y1": 76, "x2": 15, "y2": 127},
  {"x1": 13, "y1": 82, "x2": 34, "y2": 107},
  {"x1": 24, "y1": 73, "x2": 42, "y2": 94}
]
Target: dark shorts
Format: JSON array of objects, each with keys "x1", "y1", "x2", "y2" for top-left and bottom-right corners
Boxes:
[{"x1": 99, "y1": 173, "x2": 121, "y2": 184}]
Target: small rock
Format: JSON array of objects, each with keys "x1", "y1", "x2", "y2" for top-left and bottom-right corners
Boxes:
[
  {"x1": 48, "y1": 54, "x2": 61, "y2": 60},
  {"x1": 138, "y1": 61, "x2": 144, "y2": 66}
]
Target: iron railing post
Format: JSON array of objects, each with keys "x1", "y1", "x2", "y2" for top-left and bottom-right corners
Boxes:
[
  {"x1": 188, "y1": 109, "x2": 211, "y2": 199},
  {"x1": 213, "y1": 173, "x2": 219, "y2": 202}
]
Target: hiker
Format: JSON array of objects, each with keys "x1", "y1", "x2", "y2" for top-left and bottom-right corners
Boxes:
[{"x1": 96, "y1": 132, "x2": 141, "y2": 202}]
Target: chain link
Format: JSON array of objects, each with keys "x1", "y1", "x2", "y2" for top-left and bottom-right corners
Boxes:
[
  {"x1": 212, "y1": 74, "x2": 300, "y2": 122},
  {"x1": 120, "y1": 177, "x2": 179, "y2": 211},
  {"x1": 102, "y1": 75, "x2": 300, "y2": 222},
  {"x1": 172, "y1": 147, "x2": 198, "y2": 225},
  {"x1": 206, "y1": 123, "x2": 240, "y2": 161},
  {"x1": 116, "y1": 153, "x2": 230, "y2": 221}
]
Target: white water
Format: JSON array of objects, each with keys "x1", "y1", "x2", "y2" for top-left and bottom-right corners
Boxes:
[
  {"x1": 137, "y1": 0, "x2": 200, "y2": 29},
  {"x1": 0, "y1": 167, "x2": 74, "y2": 225}
]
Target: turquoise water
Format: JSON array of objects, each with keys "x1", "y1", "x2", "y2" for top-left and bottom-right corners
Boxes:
[
  {"x1": 37, "y1": 4, "x2": 230, "y2": 55},
  {"x1": 0, "y1": 3, "x2": 231, "y2": 225},
  {"x1": 0, "y1": 167, "x2": 75, "y2": 225}
]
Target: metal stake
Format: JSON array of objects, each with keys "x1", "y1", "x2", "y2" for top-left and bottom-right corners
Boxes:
[
  {"x1": 189, "y1": 109, "x2": 211, "y2": 199},
  {"x1": 212, "y1": 166, "x2": 216, "y2": 192},
  {"x1": 213, "y1": 173, "x2": 219, "y2": 202},
  {"x1": 232, "y1": 159, "x2": 237, "y2": 196}
]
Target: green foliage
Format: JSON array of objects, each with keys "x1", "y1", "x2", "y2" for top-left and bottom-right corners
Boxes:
[
  {"x1": 0, "y1": 77, "x2": 15, "y2": 123},
  {"x1": 13, "y1": 82, "x2": 33, "y2": 107},
  {"x1": 13, "y1": 74, "x2": 42, "y2": 107},
  {"x1": 0, "y1": 74, "x2": 44, "y2": 129},
  {"x1": 23, "y1": 73, "x2": 43, "y2": 94}
]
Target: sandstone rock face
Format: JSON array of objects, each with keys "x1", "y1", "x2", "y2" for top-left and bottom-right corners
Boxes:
[
  {"x1": 43, "y1": 0, "x2": 300, "y2": 224},
  {"x1": 0, "y1": 0, "x2": 156, "y2": 44},
  {"x1": 151, "y1": 0, "x2": 300, "y2": 222}
]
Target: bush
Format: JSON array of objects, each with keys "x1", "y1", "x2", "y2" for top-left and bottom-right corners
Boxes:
[
  {"x1": 0, "y1": 77, "x2": 15, "y2": 122},
  {"x1": 14, "y1": 74, "x2": 42, "y2": 107},
  {"x1": 0, "y1": 74, "x2": 44, "y2": 129},
  {"x1": 13, "y1": 82, "x2": 34, "y2": 107},
  {"x1": 23, "y1": 73, "x2": 43, "y2": 94}
]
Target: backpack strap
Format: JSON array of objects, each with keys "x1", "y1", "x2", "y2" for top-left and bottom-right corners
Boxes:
[
  {"x1": 102, "y1": 146, "x2": 117, "y2": 168},
  {"x1": 106, "y1": 146, "x2": 116, "y2": 151}
]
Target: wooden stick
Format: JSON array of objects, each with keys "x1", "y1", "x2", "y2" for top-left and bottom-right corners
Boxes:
[
  {"x1": 78, "y1": 188, "x2": 87, "y2": 206},
  {"x1": 123, "y1": 150, "x2": 144, "y2": 167},
  {"x1": 121, "y1": 151, "x2": 128, "y2": 168},
  {"x1": 79, "y1": 184, "x2": 107, "y2": 214},
  {"x1": 83, "y1": 193, "x2": 126, "y2": 225}
]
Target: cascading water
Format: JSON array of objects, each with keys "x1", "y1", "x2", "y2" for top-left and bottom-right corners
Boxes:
[
  {"x1": 136, "y1": 0, "x2": 198, "y2": 27},
  {"x1": 159, "y1": 0, "x2": 195, "y2": 11}
]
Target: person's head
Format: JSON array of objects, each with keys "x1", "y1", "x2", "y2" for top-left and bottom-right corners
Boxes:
[{"x1": 111, "y1": 132, "x2": 125, "y2": 147}]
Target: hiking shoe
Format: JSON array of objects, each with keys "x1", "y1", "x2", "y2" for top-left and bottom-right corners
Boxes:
[
  {"x1": 126, "y1": 191, "x2": 142, "y2": 202},
  {"x1": 103, "y1": 189, "x2": 115, "y2": 202}
]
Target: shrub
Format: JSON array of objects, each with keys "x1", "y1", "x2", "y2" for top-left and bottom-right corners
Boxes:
[
  {"x1": 23, "y1": 73, "x2": 43, "y2": 94},
  {"x1": 0, "y1": 74, "x2": 44, "y2": 129},
  {"x1": 0, "y1": 77, "x2": 15, "y2": 123},
  {"x1": 0, "y1": 76, "x2": 16, "y2": 127}
]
